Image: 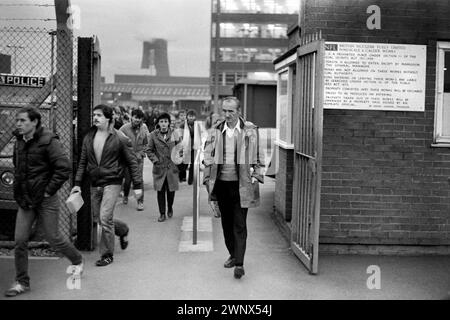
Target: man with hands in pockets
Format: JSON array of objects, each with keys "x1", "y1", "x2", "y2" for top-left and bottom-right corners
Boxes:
[
  {"x1": 203, "y1": 96, "x2": 264, "y2": 279},
  {"x1": 71, "y1": 104, "x2": 142, "y2": 267}
]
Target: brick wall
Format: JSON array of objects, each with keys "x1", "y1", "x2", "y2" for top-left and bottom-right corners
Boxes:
[
  {"x1": 301, "y1": 0, "x2": 450, "y2": 245},
  {"x1": 275, "y1": 147, "x2": 294, "y2": 222}
]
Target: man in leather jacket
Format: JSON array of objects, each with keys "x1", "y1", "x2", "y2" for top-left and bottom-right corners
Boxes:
[{"x1": 72, "y1": 104, "x2": 142, "y2": 267}]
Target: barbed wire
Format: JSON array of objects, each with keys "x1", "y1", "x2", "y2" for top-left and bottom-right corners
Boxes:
[
  {"x1": 0, "y1": 3, "x2": 54, "y2": 7},
  {"x1": 0, "y1": 18, "x2": 56, "y2": 21}
]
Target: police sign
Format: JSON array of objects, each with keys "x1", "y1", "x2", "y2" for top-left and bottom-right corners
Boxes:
[{"x1": 0, "y1": 74, "x2": 46, "y2": 88}]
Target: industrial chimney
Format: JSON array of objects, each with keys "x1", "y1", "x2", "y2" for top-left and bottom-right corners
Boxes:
[{"x1": 141, "y1": 39, "x2": 170, "y2": 77}]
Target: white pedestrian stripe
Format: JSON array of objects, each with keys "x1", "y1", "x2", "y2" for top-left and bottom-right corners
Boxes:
[
  {"x1": 181, "y1": 216, "x2": 213, "y2": 232},
  {"x1": 178, "y1": 216, "x2": 213, "y2": 252}
]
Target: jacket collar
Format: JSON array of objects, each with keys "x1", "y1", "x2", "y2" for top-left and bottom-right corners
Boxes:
[
  {"x1": 221, "y1": 120, "x2": 242, "y2": 134},
  {"x1": 89, "y1": 124, "x2": 116, "y2": 136},
  {"x1": 155, "y1": 128, "x2": 173, "y2": 141},
  {"x1": 14, "y1": 125, "x2": 45, "y2": 142}
]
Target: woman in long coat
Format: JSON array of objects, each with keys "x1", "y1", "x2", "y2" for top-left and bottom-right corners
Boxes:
[{"x1": 147, "y1": 112, "x2": 182, "y2": 222}]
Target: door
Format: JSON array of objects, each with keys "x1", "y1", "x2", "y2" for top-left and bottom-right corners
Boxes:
[{"x1": 291, "y1": 35, "x2": 324, "y2": 275}]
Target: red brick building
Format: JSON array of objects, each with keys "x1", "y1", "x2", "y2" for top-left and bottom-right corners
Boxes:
[{"x1": 274, "y1": 0, "x2": 450, "y2": 256}]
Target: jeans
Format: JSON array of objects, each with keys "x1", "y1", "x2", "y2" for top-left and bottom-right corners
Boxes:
[
  {"x1": 123, "y1": 157, "x2": 144, "y2": 202},
  {"x1": 14, "y1": 194, "x2": 82, "y2": 286},
  {"x1": 215, "y1": 180, "x2": 248, "y2": 266},
  {"x1": 90, "y1": 185, "x2": 125, "y2": 258}
]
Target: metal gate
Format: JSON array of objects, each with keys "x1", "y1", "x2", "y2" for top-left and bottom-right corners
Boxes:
[
  {"x1": 0, "y1": 24, "x2": 77, "y2": 244},
  {"x1": 291, "y1": 33, "x2": 324, "y2": 274}
]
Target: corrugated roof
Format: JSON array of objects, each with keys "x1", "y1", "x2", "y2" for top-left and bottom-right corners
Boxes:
[{"x1": 101, "y1": 83, "x2": 210, "y2": 99}]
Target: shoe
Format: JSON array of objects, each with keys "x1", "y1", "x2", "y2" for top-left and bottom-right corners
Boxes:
[
  {"x1": 167, "y1": 210, "x2": 173, "y2": 218},
  {"x1": 224, "y1": 256, "x2": 236, "y2": 268},
  {"x1": 66, "y1": 258, "x2": 84, "y2": 276},
  {"x1": 4, "y1": 281, "x2": 30, "y2": 297},
  {"x1": 234, "y1": 266, "x2": 245, "y2": 279},
  {"x1": 122, "y1": 196, "x2": 128, "y2": 205},
  {"x1": 158, "y1": 214, "x2": 166, "y2": 222},
  {"x1": 137, "y1": 201, "x2": 144, "y2": 211},
  {"x1": 95, "y1": 255, "x2": 113, "y2": 267},
  {"x1": 119, "y1": 230, "x2": 129, "y2": 250}
]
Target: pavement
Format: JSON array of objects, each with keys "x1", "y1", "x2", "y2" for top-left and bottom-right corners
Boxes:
[{"x1": 1, "y1": 158, "x2": 450, "y2": 300}]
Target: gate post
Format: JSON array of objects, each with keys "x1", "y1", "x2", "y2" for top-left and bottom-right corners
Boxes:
[
  {"x1": 75, "y1": 37, "x2": 101, "y2": 250},
  {"x1": 55, "y1": 0, "x2": 75, "y2": 240}
]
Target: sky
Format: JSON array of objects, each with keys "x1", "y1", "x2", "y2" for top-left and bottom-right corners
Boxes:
[{"x1": 0, "y1": 0, "x2": 211, "y2": 82}]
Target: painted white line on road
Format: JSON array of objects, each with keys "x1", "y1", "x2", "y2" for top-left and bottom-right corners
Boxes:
[
  {"x1": 178, "y1": 216, "x2": 213, "y2": 252},
  {"x1": 181, "y1": 216, "x2": 213, "y2": 232},
  {"x1": 179, "y1": 240, "x2": 213, "y2": 252}
]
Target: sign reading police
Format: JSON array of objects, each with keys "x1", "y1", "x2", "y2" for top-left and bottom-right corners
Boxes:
[{"x1": 0, "y1": 74, "x2": 46, "y2": 88}]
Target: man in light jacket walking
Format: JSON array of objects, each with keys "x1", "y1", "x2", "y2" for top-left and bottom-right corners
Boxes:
[
  {"x1": 119, "y1": 108, "x2": 150, "y2": 211},
  {"x1": 203, "y1": 96, "x2": 264, "y2": 279}
]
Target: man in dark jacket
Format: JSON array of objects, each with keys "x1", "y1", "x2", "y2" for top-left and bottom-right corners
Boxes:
[
  {"x1": 4, "y1": 107, "x2": 84, "y2": 297},
  {"x1": 72, "y1": 104, "x2": 142, "y2": 267}
]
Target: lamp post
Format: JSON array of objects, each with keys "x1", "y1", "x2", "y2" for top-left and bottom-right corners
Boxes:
[
  {"x1": 6, "y1": 45, "x2": 25, "y2": 74},
  {"x1": 213, "y1": 0, "x2": 221, "y2": 114}
]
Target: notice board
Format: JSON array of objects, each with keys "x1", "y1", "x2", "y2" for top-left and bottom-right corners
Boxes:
[{"x1": 324, "y1": 42, "x2": 426, "y2": 111}]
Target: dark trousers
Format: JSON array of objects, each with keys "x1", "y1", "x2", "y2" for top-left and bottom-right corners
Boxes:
[
  {"x1": 114, "y1": 219, "x2": 129, "y2": 237},
  {"x1": 187, "y1": 150, "x2": 195, "y2": 185},
  {"x1": 14, "y1": 194, "x2": 82, "y2": 286},
  {"x1": 178, "y1": 163, "x2": 187, "y2": 181},
  {"x1": 157, "y1": 178, "x2": 175, "y2": 215},
  {"x1": 215, "y1": 180, "x2": 248, "y2": 266}
]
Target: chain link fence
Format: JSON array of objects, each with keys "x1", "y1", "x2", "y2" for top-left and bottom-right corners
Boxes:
[{"x1": 0, "y1": 26, "x2": 77, "y2": 246}]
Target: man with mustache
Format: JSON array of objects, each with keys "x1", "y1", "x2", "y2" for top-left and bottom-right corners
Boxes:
[{"x1": 72, "y1": 104, "x2": 142, "y2": 266}]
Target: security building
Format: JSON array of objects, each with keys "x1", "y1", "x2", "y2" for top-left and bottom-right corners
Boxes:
[
  {"x1": 233, "y1": 79, "x2": 277, "y2": 128},
  {"x1": 273, "y1": 0, "x2": 450, "y2": 268},
  {"x1": 211, "y1": 0, "x2": 298, "y2": 98}
]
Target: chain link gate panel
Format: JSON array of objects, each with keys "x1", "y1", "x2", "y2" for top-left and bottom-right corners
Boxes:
[{"x1": 0, "y1": 26, "x2": 77, "y2": 246}]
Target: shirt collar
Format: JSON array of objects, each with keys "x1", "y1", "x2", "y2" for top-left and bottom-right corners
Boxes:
[{"x1": 222, "y1": 121, "x2": 241, "y2": 134}]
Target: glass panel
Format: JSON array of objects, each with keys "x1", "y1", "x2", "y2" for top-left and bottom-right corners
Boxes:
[
  {"x1": 219, "y1": 23, "x2": 287, "y2": 39},
  {"x1": 445, "y1": 51, "x2": 450, "y2": 93},
  {"x1": 442, "y1": 51, "x2": 450, "y2": 136},
  {"x1": 442, "y1": 93, "x2": 450, "y2": 136},
  {"x1": 220, "y1": 0, "x2": 299, "y2": 14},
  {"x1": 278, "y1": 71, "x2": 288, "y2": 142},
  {"x1": 219, "y1": 47, "x2": 284, "y2": 62},
  {"x1": 290, "y1": 65, "x2": 296, "y2": 143}
]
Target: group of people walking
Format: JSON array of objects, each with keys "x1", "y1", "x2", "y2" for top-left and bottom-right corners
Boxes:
[{"x1": 4, "y1": 96, "x2": 264, "y2": 297}]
